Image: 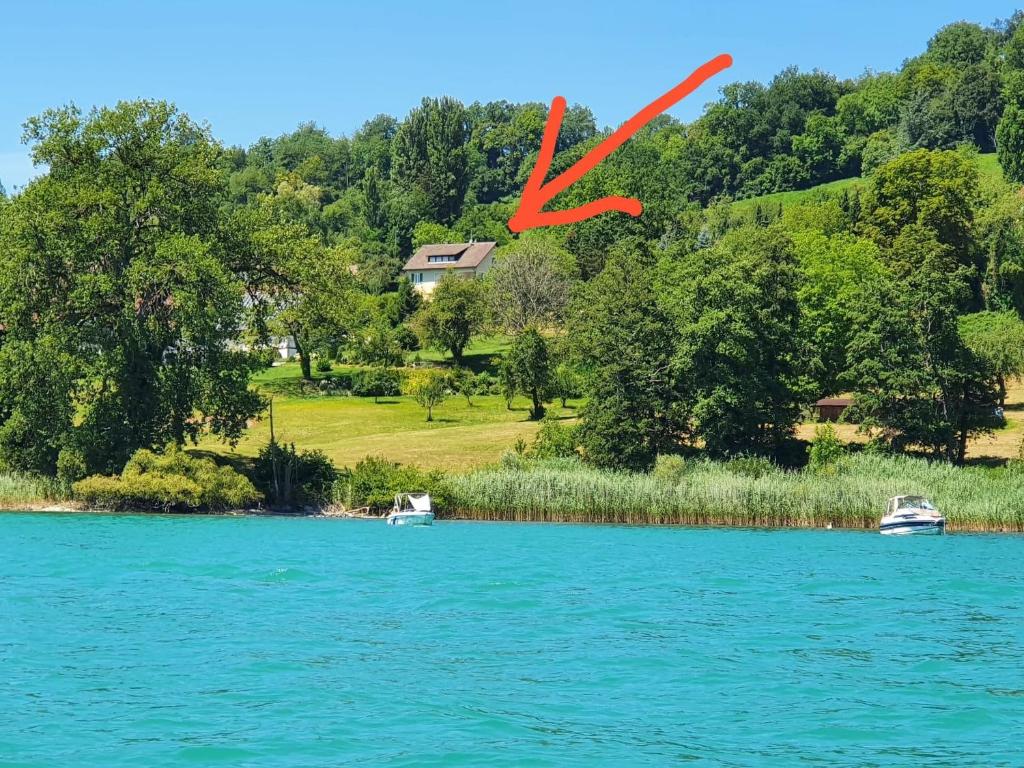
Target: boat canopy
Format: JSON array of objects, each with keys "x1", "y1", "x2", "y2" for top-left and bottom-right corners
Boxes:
[
  {"x1": 394, "y1": 492, "x2": 432, "y2": 512},
  {"x1": 889, "y1": 495, "x2": 936, "y2": 511}
]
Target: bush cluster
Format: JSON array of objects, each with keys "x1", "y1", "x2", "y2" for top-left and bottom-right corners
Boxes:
[
  {"x1": 253, "y1": 441, "x2": 336, "y2": 508},
  {"x1": 313, "y1": 368, "x2": 403, "y2": 398},
  {"x1": 335, "y1": 456, "x2": 448, "y2": 514},
  {"x1": 73, "y1": 446, "x2": 261, "y2": 512}
]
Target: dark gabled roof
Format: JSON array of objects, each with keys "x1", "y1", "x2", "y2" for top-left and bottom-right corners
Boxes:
[
  {"x1": 814, "y1": 397, "x2": 854, "y2": 407},
  {"x1": 401, "y1": 241, "x2": 497, "y2": 271}
]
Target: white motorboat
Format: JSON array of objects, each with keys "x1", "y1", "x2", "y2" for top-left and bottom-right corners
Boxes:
[
  {"x1": 385, "y1": 493, "x2": 434, "y2": 526},
  {"x1": 880, "y1": 495, "x2": 945, "y2": 535}
]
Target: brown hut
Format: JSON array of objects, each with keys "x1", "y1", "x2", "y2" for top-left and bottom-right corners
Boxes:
[{"x1": 812, "y1": 397, "x2": 854, "y2": 422}]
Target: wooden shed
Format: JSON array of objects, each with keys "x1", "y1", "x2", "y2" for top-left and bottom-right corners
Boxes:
[{"x1": 812, "y1": 397, "x2": 854, "y2": 422}]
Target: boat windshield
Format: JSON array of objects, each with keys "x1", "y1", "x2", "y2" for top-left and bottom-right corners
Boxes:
[{"x1": 897, "y1": 496, "x2": 935, "y2": 511}]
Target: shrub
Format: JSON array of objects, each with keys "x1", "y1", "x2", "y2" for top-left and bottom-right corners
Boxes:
[
  {"x1": 808, "y1": 424, "x2": 845, "y2": 473},
  {"x1": 253, "y1": 441, "x2": 337, "y2": 508},
  {"x1": 316, "y1": 358, "x2": 333, "y2": 373},
  {"x1": 73, "y1": 446, "x2": 261, "y2": 512},
  {"x1": 394, "y1": 324, "x2": 419, "y2": 352},
  {"x1": 652, "y1": 454, "x2": 688, "y2": 484},
  {"x1": 256, "y1": 348, "x2": 278, "y2": 368},
  {"x1": 336, "y1": 456, "x2": 448, "y2": 514},
  {"x1": 529, "y1": 414, "x2": 578, "y2": 458},
  {"x1": 473, "y1": 371, "x2": 499, "y2": 395},
  {"x1": 56, "y1": 447, "x2": 88, "y2": 490},
  {"x1": 352, "y1": 368, "x2": 403, "y2": 400}
]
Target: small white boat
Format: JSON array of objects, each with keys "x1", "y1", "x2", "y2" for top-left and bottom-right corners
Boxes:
[
  {"x1": 880, "y1": 495, "x2": 945, "y2": 535},
  {"x1": 385, "y1": 493, "x2": 434, "y2": 527}
]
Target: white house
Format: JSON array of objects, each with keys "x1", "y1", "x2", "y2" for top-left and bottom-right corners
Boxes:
[{"x1": 401, "y1": 240, "x2": 496, "y2": 294}]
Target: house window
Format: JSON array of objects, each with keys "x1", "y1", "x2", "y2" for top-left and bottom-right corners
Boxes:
[{"x1": 427, "y1": 255, "x2": 460, "y2": 263}]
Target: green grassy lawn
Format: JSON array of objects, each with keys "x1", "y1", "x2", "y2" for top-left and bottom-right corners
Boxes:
[
  {"x1": 405, "y1": 334, "x2": 512, "y2": 373},
  {"x1": 731, "y1": 176, "x2": 866, "y2": 216},
  {"x1": 199, "y1": 393, "x2": 579, "y2": 471},
  {"x1": 731, "y1": 152, "x2": 1003, "y2": 217},
  {"x1": 201, "y1": 342, "x2": 577, "y2": 471}
]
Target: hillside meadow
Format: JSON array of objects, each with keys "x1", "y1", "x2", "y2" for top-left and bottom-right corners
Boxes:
[{"x1": 729, "y1": 152, "x2": 1003, "y2": 217}]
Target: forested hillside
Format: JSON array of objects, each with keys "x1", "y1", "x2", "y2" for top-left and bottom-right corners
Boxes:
[
  {"x1": 213, "y1": 14, "x2": 1024, "y2": 279},
  {"x1": 3, "y1": 12, "x2": 1024, "y2": 501}
]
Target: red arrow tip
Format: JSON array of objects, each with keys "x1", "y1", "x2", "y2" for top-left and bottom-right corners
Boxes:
[{"x1": 508, "y1": 54, "x2": 733, "y2": 234}]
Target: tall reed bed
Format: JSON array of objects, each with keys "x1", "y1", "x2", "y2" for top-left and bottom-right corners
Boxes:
[
  {"x1": 0, "y1": 472, "x2": 64, "y2": 507},
  {"x1": 445, "y1": 455, "x2": 1024, "y2": 531}
]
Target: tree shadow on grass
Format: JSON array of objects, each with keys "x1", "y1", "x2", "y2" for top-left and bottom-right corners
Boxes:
[
  {"x1": 185, "y1": 449, "x2": 256, "y2": 476},
  {"x1": 964, "y1": 455, "x2": 1011, "y2": 469}
]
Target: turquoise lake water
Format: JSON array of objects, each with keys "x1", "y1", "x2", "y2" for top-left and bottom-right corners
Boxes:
[{"x1": 2, "y1": 514, "x2": 1023, "y2": 767}]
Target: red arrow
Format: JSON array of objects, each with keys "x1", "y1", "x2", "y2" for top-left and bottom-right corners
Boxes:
[{"x1": 508, "y1": 54, "x2": 733, "y2": 233}]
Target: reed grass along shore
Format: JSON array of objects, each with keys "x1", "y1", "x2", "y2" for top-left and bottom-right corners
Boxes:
[{"x1": 445, "y1": 454, "x2": 1024, "y2": 532}]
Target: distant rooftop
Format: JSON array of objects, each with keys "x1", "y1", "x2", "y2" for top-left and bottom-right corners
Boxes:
[{"x1": 402, "y1": 241, "x2": 496, "y2": 272}]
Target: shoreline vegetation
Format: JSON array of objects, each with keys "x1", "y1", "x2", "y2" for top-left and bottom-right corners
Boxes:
[
  {"x1": 5, "y1": 452, "x2": 1022, "y2": 533},
  {"x1": 445, "y1": 455, "x2": 1024, "y2": 532}
]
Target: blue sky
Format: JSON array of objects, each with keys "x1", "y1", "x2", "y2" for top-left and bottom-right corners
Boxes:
[{"x1": 1, "y1": 0, "x2": 1019, "y2": 190}]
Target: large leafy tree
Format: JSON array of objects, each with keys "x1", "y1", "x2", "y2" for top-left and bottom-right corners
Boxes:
[
  {"x1": 791, "y1": 230, "x2": 885, "y2": 395},
  {"x1": 997, "y1": 105, "x2": 1024, "y2": 184},
  {"x1": 227, "y1": 175, "x2": 363, "y2": 381},
  {"x1": 506, "y1": 328, "x2": 551, "y2": 420},
  {"x1": 486, "y1": 237, "x2": 575, "y2": 334},
  {"x1": 844, "y1": 227, "x2": 999, "y2": 464},
  {"x1": 392, "y1": 97, "x2": 470, "y2": 224},
  {"x1": 412, "y1": 273, "x2": 487, "y2": 365},
  {"x1": 569, "y1": 245, "x2": 684, "y2": 471},
  {"x1": 959, "y1": 311, "x2": 1024, "y2": 407},
  {"x1": 661, "y1": 226, "x2": 806, "y2": 459},
  {"x1": 0, "y1": 100, "x2": 263, "y2": 474},
  {"x1": 860, "y1": 149, "x2": 982, "y2": 302}
]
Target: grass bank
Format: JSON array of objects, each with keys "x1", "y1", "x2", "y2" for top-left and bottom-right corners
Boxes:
[
  {"x1": 444, "y1": 454, "x2": 1024, "y2": 532},
  {"x1": 0, "y1": 472, "x2": 66, "y2": 509}
]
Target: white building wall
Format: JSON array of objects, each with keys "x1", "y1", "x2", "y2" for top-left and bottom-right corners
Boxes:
[
  {"x1": 407, "y1": 267, "x2": 482, "y2": 295},
  {"x1": 473, "y1": 251, "x2": 494, "y2": 276}
]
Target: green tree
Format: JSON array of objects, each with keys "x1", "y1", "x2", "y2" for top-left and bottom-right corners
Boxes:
[
  {"x1": 925, "y1": 22, "x2": 993, "y2": 68},
  {"x1": 551, "y1": 361, "x2": 582, "y2": 408},
  {"x1": 499, "y1": 356, "x2": 517, "y2": 410},
  {"x1": 350, "y1": 318, "x2": 405, "y2": 369},
  {"x1": 569, "y1": 247, "x2": 684, "y2": 471},
  {"x1": 408, "y1": 369, "x2": 449, "y2": 422},
  {"x1": 959, "y1": 311, "x2": 1024, "y2": 407},
  {"x1": 227, "y1": 192, "x2": 361, "y2": 381},
  {"x1": 392, "y1": 96, "x2": 470, "y2": 224},
  {"x1": 844, "y1": 231, "x2": 999, "y2": 464},
  {"x1": 661, "y1": 226, "x2": 806, "y2": 459},
  {"x1": 861, "y1": 148, "x2": 979, "y2": 254},
  {"x1": 792, "y1": 114, "x2": 848, "y2": 183},
  {"x1": 486, "y1": 237, "x2": 575, "y2": 333},
  {"x1": 791, "y1": 231, "x2": 885, "y2": 394},
  {"x1": 506, "y1": 328, "x2": 551, "y2": 420},
  {"x1": 412, "y1": 273, "x2": 487, "y2": 365},
  {"x1": 997, "y1": 105, "x2": 1024, "y2": 184},
  {"x1": 0, "y1": 101, "x2": 264, "y2": 475}
]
